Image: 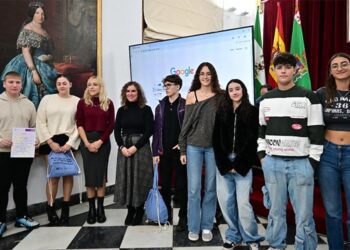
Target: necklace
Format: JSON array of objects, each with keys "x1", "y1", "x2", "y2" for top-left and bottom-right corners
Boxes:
[{"x1": 337, "y1": 89, "x2": 350, "y2": 98}]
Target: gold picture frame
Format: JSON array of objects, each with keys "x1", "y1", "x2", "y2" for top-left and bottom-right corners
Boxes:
[{"x1": 97, "y1": 0, "x2": 102, "y2": 76}]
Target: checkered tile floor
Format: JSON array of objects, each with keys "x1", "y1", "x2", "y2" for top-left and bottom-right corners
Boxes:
[{"x1": 0, "y1": 195, "x2": 328, "y2": 249}]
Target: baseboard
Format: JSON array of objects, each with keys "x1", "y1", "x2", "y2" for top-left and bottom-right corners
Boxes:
[{"x1": 5, "y1": 185, "x2": 115, "y2": 223}]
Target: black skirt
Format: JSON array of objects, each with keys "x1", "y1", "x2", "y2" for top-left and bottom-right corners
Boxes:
[
  {"x1": 38, "y1": 134, "x2": 69, "y2": 155},
  {"x1": 80, "y1": 131, "x2": 111, "y2": 187}
]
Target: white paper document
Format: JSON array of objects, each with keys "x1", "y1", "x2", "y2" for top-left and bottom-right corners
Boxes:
[{"x1": 11, "y1": 128, "x2": 36, "y2": 158}]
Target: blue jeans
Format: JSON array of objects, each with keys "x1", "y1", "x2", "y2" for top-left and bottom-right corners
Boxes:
[
  {"x1": 216, "y1": 168, "x2": 264, "y2": 244},
  {"x1": 317, "y1": 140, "x2": 350, "y2": 250},
  {"x1": 262, "y1": 155, "x2": 317, "y2": 250},
  {"x1": 186, "y1": 145, "x2": 217, "y2": 234}
]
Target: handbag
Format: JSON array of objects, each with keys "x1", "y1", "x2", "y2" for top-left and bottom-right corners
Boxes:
[
  {"x1": 144, "y1": 164, "x2": 168, "y2": 225},
  {"x1": 47, "y1": 150, "x2": 81, "y2": 178}
]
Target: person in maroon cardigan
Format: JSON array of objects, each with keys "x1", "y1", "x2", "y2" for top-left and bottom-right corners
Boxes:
[{"x1": 76, "y1": 76, "x2": 115, "y2": 224}]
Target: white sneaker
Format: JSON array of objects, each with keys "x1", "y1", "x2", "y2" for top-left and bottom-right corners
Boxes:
[
  {"x1": 201, "y1": 229, "x2": 213, "y2": 242},
  {"x1": 188, "y1": 231, "x2": 199, "y2": 241},
  {"x1": 267, "y1": 247, "x2": 283, "y2": 250},
  {"x1": 248, "y1": 242, "x2": 260, "y2": 250}
]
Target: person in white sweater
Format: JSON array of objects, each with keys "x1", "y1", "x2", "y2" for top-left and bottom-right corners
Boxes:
[{"x1": 36, "y1": 74, "x2": 80, "y2": 226}]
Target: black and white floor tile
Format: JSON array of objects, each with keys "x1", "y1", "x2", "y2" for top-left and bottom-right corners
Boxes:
[{"x1": 0, "y1": 195, "x2": 328, "y2": 250}]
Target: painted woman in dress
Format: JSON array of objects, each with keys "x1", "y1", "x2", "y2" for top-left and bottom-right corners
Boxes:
[{"x1": 0, "y1": 1, "x2": 57, "y2": 108}]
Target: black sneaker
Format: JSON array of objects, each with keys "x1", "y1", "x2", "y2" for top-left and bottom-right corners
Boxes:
[
  {"x1": 222, "y1": 241, "x2": 236, "y2": 250},
  {"x1": 0, "y1": 222, "x2": 7, "y2": 237}
]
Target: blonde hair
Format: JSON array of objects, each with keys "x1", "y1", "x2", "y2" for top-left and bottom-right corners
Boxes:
[{"x1": 83, "y1": 76, "x2": 110, "y2": 111}]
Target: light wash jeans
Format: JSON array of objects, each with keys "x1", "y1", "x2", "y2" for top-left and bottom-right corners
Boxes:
[
  {"x1": 186, "y1": 145, "x2": 217, "y2": 234},
  {"x1": 216, "y1": 168, "x2": 264, "y2": 244},
  {"x1": 262, "y1": 155, "x2": 317, "y2": 250},
  {"x1": 317, "y1": 140, "x2": 350, "y2": 250}
]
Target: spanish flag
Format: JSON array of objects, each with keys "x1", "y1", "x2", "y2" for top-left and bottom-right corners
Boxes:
[{"x1": 268, "y1": 2, "x2": 286, "y2": 88}]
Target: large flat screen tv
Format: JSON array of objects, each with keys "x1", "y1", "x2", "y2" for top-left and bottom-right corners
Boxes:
[{"x1": 129, "y1": 26, "x2": 254, "y2": 110}]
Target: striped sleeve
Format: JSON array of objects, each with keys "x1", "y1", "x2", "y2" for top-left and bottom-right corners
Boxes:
[
  {"x1": 257, "y1": 98, "x2": 267, "y2": 159},
  {"x1": 306, "y1": 91, "x2": 324, "y2": 161},
  {"x1": 256, "y1": 86, "x2": 324, "y2": 160}
]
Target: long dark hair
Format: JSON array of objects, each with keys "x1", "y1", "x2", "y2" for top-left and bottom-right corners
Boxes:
[
  {"x1": 222, "y1": 79, "x2": 253, "y2": 122},
  {"x1": 120, "y1": 81, "x2": 146, "y2": 108},
  {"x1": 325, "y1": 52, "x2": 350, "y2": 104},
  {"x1": 189, "y1": 62, "x2": 221, "y2": 93}
]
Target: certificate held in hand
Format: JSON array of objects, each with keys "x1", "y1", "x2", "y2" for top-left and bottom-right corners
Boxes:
[{"x1": 11, "y1": 128, "x2": 36, "y2": 158}]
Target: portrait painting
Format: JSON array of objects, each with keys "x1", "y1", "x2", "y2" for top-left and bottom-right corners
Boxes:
[{"x1": 0, "y1": 0, "x2": 101, "y2": 107}]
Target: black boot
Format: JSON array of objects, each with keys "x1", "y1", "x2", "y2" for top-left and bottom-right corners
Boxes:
[
  {"x1": 97, "y1": 197, "x2": 106, "y2": 223},
  {"x1": 46, "y1": 203, "x2": 59, "y2": 225},
  {"x1": 125, "y1": 206, "x2": 135, "y2": 225},
  {"x1": 167, "y1": 206, "x2": 173, "y2": 225},
  {"x1": 176, "y1": 216, "x2": 188, "y2": 232},
  {"x1": 59, "y1": 201, "x2": 70, "y2": 226},
  {"x1": 132, "y1": 204, "x2": 144, "y2": 226},
  {"x1": 87, "y1": 198, "x2": 96, "y2": 224}
]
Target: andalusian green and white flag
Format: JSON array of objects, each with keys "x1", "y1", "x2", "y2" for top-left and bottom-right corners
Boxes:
[
  {"x1": 254, "y1": 5, "x2": 266, "y2": 99},
  {"x1": 290, "y1": 0, "x2": 311, "y2": 89}
]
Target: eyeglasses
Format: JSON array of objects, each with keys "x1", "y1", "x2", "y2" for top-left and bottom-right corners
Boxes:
[
  {"x1": 163, "y1": 83, "x2": 176, "y2": 89},
  {"x1": 330, "y1": 61, "x2": 350, "y2": 70}
]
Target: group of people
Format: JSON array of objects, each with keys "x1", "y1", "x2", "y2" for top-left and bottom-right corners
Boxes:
[
  {"x1": 0, "y1": 1, "x2": 349, "y2": 250},
  {"x1": 0, "y1": 32, "x2": 349, "y2": 249}
]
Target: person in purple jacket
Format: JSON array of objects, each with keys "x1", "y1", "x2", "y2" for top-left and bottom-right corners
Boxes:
[{"x1": 152, "y1": 74, "x2": 187, "y2": 231}]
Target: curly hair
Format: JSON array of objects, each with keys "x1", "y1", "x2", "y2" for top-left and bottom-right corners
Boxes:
[
  {"x1": 324, "y1": 52, "x2": 350, "y2": 104},
  {"x1": 120, "y1": 81, "x2": 146, "y2": 108},
  {"x1": 189, "y1": 62, "x2": 221, "y2": 94},
  {"x1": 83, "y1": 76, "x2": 110, "y2": 111}
]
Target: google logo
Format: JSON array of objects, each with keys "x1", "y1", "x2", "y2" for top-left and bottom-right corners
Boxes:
[{"x1": 170, "y1": 67, "x2": 194, "y2": 77}]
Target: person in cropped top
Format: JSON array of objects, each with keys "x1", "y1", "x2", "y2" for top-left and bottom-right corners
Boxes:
[
  {"x1": 178, "y1": 62, "x2": 223, "y2": 242},
  {"x1": 36, "y1": 74, "x2": 80, "y2": 226},
  {"x1": 316, "y1": 52, "x2": 350, "y2": 250},
  {"x1": 76, "y1": 76, "x2": 114, "y2": 224},
  {"x1": 113, "y1": 81, "x2": 154, "y2": 226}
]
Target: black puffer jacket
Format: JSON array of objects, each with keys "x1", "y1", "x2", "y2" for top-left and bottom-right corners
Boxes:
[{"x1": 213, "y1": 104, "x2": 259, "y2": 176}]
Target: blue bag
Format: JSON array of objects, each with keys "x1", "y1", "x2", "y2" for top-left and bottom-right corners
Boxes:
[
  {"x1": 144, "y1": 164, "x2": 168, "y2": 225},
  {"x1": 47, "y1": 150, "x2": 81, "y2": 178}
]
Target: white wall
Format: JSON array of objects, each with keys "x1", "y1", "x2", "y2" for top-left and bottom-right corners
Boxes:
[
  {"x1": 7, "y1": 0, "x2": 143, "y2": 210},
  {"x1": 101, "y1": 0, "x2": 143, "y2": 188}
]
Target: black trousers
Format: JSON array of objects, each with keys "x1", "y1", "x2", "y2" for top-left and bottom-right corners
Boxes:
[
  {"x1": 159, "y1": 149, "x2": 187, "y2": 219},
  {"x1": 0, "y1": 153, "x2": 33, "y2": 222}
]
